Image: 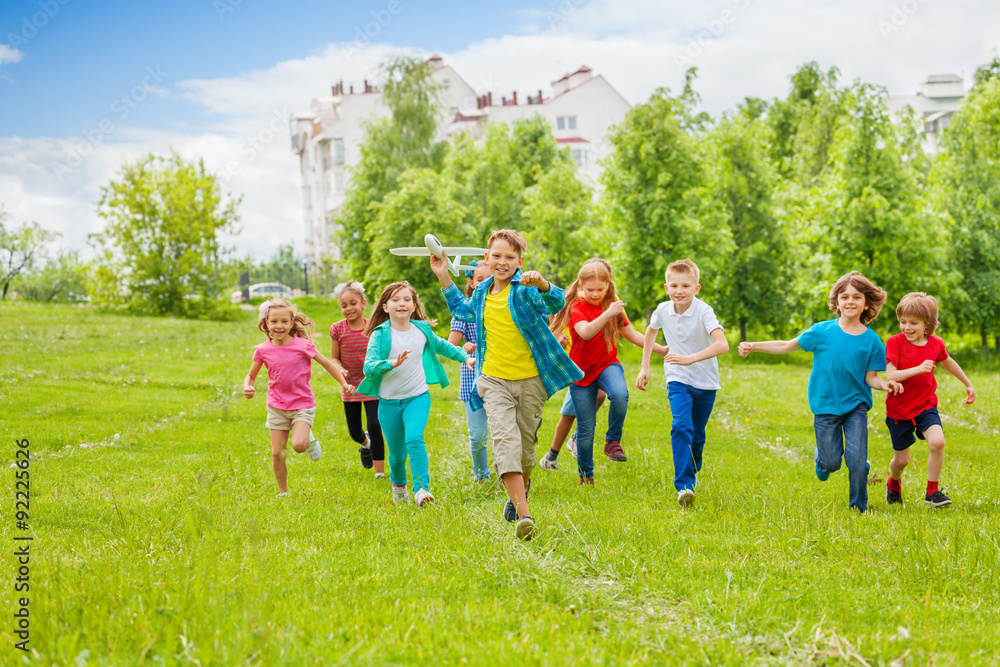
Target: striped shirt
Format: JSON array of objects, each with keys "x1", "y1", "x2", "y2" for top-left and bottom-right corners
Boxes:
[
  {"x1": 330, "y1": 319, "x2": 376, "y2": 402},
  {"x1": 443, "y1": 269, "x2": 583, "y2": 411},
  {"x1": 450, "y1": 318, "x2": 477, "y2": 402}
]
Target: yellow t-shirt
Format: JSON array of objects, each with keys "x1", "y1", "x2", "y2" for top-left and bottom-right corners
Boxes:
[{"x1": 482, "y1": 284, "x2": 539, "y2": 380}]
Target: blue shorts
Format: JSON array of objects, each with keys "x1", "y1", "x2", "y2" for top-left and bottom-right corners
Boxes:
[
  {"x1": 885, "y1": 407, "x2": 943, "y2": 451},
  {"x1": 559, "y1": 390, "x2": 575, "y2": 417}
]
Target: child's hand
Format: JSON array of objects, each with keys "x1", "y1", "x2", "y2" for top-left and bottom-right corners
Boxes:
[
  {"x1": 430, "y1": 252, "x2": 451, "y2": 278},
  {"x1": 665, "y1": 353, "x2": 693, "y2": 366},
  {"x1": 964, "y1": 385, "x2": 976, "y2": 404},
  {"x1": 464, "y1": 357, "x2": 475, "y2": 370},
  {"x1": 462, "y1": 341, "x2": 476, "y2": 354},
  {"x1": 915, "y1": 359, "x2": 935, "y2": 374},
  {"x1": 885, "y1": 380, "x2": 904, "y2": 395},
  {"x1": 605, "y1": 300, "x2": 625, "y2": 318},
  {"x1": 343, "y1": 383, "x2": 356, "y2": 397},
  {"x1": 635, "y1": 368, "x2": 650, "y2": 391},
  {"x1": 392, "y1": 350, "x2": 411, "y2": 368},
  {"x1": 243, "y1": 385, "x2": 255, "y2": 399},
  {"x1": 520, "y1": 271, "x2": 547, "y2": 289},
  {"x1": 738, "y1": 342, "x2": 753, "y2": 357}
]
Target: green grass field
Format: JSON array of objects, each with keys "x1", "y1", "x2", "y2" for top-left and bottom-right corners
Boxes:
[{"x1": 2, "y1": 301, "x2": 998, "y2": 665}]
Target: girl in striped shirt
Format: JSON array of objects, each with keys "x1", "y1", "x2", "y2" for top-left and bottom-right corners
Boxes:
[{"x1": 330, "y1": 281, "x2": 386, "y2": 479}]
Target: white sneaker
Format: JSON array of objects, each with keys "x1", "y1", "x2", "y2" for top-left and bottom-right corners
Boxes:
[
  {"x1": 392, "y1": 484, "x2": 409, "y2": 504},
  {"x1": 276, "y1": 491, "x2": 289, "y2": 498},
  {"x1": 305, "y1": 435, "x2": 322, "y2": 461},
  {"x1": 567, "y1": 431, "x2": 578, "y2": 460},
  {"x1": 678, "y1": 489, "x2": 695, "y2": 507},
  {"x1": 374, "y1": 472, "x2": 385, "y2": 479},
  {"x1": 414, "y1": 489, "x2": 435, "y2": 507}
]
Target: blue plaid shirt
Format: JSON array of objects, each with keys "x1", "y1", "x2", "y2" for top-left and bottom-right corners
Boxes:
[
  {"x1": 450, "y1": 318, "x2": 477, "y2": 402},
  {"x1": 443, "y1": 269, "x2": 583, "y2": 411}
]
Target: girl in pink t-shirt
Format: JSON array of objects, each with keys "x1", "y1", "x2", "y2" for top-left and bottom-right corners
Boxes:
[
  {"x1": 330, "y1": 281, "x2": 386, "y2": 479},
  {"x1": 243, "y1": 298, "x2": 355, "y2": 496}
]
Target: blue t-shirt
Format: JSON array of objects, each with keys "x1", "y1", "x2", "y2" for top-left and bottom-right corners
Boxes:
[{"x1": 796, "y1": 319, "x2": 886, "y2": 416}]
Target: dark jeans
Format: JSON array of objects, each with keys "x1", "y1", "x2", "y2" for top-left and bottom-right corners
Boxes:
[
  {"x1": 814, "y1": 402, "x2": 868, "y2": 511},
  {"x1": 344, "y1": 400, "x2": 384, "y2": 461}
]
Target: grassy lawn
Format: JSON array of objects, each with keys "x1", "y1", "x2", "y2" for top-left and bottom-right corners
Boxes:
[{"x1": 1, "y1": 301, "x2": 998, "y2": 665}]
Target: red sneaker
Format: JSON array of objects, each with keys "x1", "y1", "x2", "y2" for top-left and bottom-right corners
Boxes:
[
  {"x1": 604, "y1": 440, "x2": 627, "y2": 462},
  {"x1": 579, "y1": 476, "x2": 595, "y2": 485}
]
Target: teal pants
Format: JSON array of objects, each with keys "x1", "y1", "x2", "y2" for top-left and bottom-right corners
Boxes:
[{"x1": 378, "y1": 392, "x2": 432, "y2": 494}]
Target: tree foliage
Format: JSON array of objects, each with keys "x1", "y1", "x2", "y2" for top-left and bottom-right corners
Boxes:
[
  {"x1": 90, "y1": 151, "x2": 240, "y2": 317},
  {"x1": 0, "y1": 208, "x2": 59, "y2": 300},
  {"x1": 13, "y1": 249, "x2": 89, "y2": 302}
]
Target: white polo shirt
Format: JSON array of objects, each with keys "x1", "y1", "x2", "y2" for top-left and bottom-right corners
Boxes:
[{"x1": 648, "y1": 296, "x2": 723, "y2": 391}]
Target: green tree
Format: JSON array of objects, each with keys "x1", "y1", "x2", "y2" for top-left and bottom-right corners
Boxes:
[
  {"x1": 934, "y1": 76, "x2": 1000, "y2": 353},
  {"x1": 338, "y1": 56, "x2": 448, "y2": 277},
  {"x1": 0, "y1": 208, "x2": 59, "y2": 300},
  {"x1": 90, "y1": 151, "x2": 240, "y2": 316},
  {"x1": 703, "y1": 108, "x2": 789, "y2": 341},
  {"x1": 252, "y1": 244, "x2": 305, "y2": 290},
  {"x1": 14, "y1": 249, "x2": 89, "y2": 302},
  {"x1": 364, "y1": 168, "x2": 470, "y2": 318},
  {"x1": 817, "y1": 82, "x2": 945, "y2": 327},
  {"x1": 600, "y1": 76, "x2": 730, "y2": 318}
]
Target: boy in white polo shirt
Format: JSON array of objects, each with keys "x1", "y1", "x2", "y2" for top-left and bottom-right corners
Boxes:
[{"x1": 636, "y1": 259, "x2": 730, "y2": 507}]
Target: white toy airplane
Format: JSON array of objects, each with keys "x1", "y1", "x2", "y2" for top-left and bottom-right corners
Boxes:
[{"x1": 390, "y1": 234, "x2": 488, "y2": 277}]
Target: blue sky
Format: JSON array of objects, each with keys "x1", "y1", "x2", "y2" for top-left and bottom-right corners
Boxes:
[{"x1": 2, "y1": 0, "x2": 998, "y2": 260}]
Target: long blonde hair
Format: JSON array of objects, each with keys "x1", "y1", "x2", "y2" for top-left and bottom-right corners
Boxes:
[
  {"x1": 549, "y1": 259, "x2": 622, "y2": 353},
  {"x1": 257, "y1": 298, "x2": 315, "y2": 340}
]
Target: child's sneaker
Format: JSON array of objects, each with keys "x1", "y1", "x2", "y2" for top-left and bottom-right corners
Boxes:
[
  {"x1": 567, "y1": 431, "x2": 578, "y2": 460},
  {"x1": 392, "y1": 484, "x2": 409, "y2": 504},
  {"x1": 886, "y1": 488, "x2": 902, "y2": 505},
  {"x1": 502, "y1": 479, "x2": 530, "y2": 522},
  {"x1": 515, "y1": 515, "x2": 536, "y2": 540},
  {"x1": 678, "y1": 489, "x2": 695, "y2": 507},
  {"x1": 358, "y1": 432, "x2": 373, "y2": 469},
  {"x1": 539, "y1": 450, "x2": 559, "y2": 471},
  {"x1": 925, "y1": 489, "x2": 952, "y2": 507},
  {"x1": 374, "y1": 471, "x2": 385, "y2": 479},
  {"x1": 815, "y1": 461, "x2": 829, "y2": 482},
  {"x1": 306, "y1": 435, "x2": 323, "y2": 461},
  {"x1": 276, "y1": 491, "x2": 289, "y2": 498},
  {"x1": 579, "y1": 476, "x2": 594, "y2": 485},
  {"x1": 604, "y1": 440, "x2": 627, "y2": 462},
  {"x1": 414, "y1": 489, "x2": 435, "y2": 507}
]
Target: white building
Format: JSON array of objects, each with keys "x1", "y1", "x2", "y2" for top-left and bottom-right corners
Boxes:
[
  {"x1": 888, "y1": 74, "x2": 966, "y2": 154},
  {"x1": 291, "y1": 57, "x2": 631, "y2": 267}
]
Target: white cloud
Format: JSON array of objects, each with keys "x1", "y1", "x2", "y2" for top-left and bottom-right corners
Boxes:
[
  {"x1": 2, "y1": 0, "x2": 998, "y2": 264},
  {"x1": 0, "y1": 44, "x2": 25, "y2": 66}
]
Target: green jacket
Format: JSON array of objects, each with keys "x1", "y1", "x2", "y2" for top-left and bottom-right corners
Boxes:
[{"x1": 357, "y1": 319, "x2": 468, "y2": 398}]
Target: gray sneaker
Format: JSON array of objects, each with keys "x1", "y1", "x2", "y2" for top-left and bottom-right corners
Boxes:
[
  {"x1": 567, "y1": 431, "x2": 578, "y2": 460},
  {"x1": 539, "y1": 451, "x2": 559, "y2": 471},
  {"x1": 306, "y1": 435, "x2": 322, "y2": 461},
  {"x1": 392, "y1": 485, "x2": 409, "y2": 505}
]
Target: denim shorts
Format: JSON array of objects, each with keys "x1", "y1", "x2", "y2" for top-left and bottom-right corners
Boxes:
[
  {"x1": 559, "y1": 390, "x2": 575, "y2": 417},
  {"x1": 885, "y1": 407, "x2": 943, "y2": 451}
]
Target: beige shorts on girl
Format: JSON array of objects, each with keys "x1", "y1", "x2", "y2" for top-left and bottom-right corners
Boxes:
[{"x1": 264, "y1": 406, "x2": 316, "y2": 430}]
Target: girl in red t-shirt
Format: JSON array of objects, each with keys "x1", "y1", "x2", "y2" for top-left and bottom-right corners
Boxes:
[
  {"x1": 549, "y1": 259, "x2": 665, "y2": 483},
  {"x1": 243, "y1": 299, "x2": 355, "y2": 496},
  {"x1": 330, "y1": 281, "x2": 386, "y2": 479}
]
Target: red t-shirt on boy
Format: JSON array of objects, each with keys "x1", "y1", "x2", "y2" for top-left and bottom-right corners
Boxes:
[
  {"x1": 569, "y1": 299, "x2": 628, "y2": 386},
  {"x1": 885, "y1": 333, "x2": 949, "y2": 420}
]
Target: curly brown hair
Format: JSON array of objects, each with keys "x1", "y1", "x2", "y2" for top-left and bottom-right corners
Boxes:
[
  {"x1": 827, "y1": 271, "x2": 886, "y2": 325},
  {"x1": 257, "y1": 298, "x2": 315, "y2": 340}
]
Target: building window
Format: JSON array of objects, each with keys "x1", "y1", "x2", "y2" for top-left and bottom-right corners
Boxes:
[
  {"x1": 335, "y1": 172, "x2": 346, "y2": 193},
  {"x1": 571, "y1": 149, "x2": 587, "y2": 168},
  {"x1": 556, "y1": 116, "x2": 577, "y2": 131},
  {"x1": 557, "y1": 116, "x2": 565, "y2": 130},
  {"x1": 568, "y1": 116, "x2": 577, "y2": 130},
  {"x1": 332, "y1": 138, "x2": 344, "y2": 164},
  {"x1": 442, "y1": 78, "x2": 451, "y2": 88}
]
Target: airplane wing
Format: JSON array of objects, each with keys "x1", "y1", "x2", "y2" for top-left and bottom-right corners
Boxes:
[
  {"x1": 389, "y1": 247, "x2": 432, "y2": 256},
  {"x1": 441, "y1": 247, "x2": 488, "y2": 255}
]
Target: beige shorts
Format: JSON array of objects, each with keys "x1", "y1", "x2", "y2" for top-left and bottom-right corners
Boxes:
[
  {"x1": 265, "y1": 406, "x2": 316, "y2": 431},
  {"x1": 477, "y1": 374, "x2": 547, "y2": 477}
]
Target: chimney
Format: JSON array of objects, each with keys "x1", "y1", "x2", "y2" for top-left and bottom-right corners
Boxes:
[
  {"x1": 350, "y1": 84, "x2": 354, "y2": 94},
  {"x1": 513, "y1": 91, "x2": 518, "y2": 105},
  {"x1": 487, "y1": 92, "x2": 493, "y2": 106}
]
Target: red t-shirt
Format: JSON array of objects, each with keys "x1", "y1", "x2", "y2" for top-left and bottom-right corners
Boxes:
[
  {"x1": 569, "y1": 299, "x2": 628, "y2": 386},
  {"x1": 885, "y1": 333, "x2": 949, "y2": 420},
  {"x1": 330, "y1": 318, "x2": 375, "y2": 402}
]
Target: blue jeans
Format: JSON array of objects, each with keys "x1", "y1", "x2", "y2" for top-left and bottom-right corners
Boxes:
[
  {"x1": 378, "y1": 392, "x2": 432, "y2": 494},
  {"x1": 814, "y1": 402, "x2": 869, "y2": 511},
  {"x1": 570, "y1": 363, "x2": 629, "y2": 479},
  {"x1": 463, "y1": 400, "x2": 490, "y2": 480},
  {"x1": 667, "y1": 381, "x2": 717, "y2": 492}
]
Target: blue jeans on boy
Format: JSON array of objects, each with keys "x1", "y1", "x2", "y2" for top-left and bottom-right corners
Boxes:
[
  {"x1": 667, "y1": 381, "x2": 717, "y2": 493},
  {"x1": 570, "y1": 363, "x2": 629, "y2": 479},
  {"x1": 463, "y1": 399, "x2": 490, "y2": 481},
  {"x1": 378, "y1": 392, "x2": 432, "y2": 494},
  {"x1": 813, "y1": 402, "x2": 869, "y2": 512}
]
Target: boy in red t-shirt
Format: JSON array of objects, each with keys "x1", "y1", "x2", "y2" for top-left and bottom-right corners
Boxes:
[{"x1": 884, "y1": 293, "x2": 976, "y2": 507}]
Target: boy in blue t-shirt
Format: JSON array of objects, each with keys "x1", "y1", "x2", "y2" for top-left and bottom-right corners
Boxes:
[{"x1": 739, "y1": 271, "x2": 902, "y2": 512}]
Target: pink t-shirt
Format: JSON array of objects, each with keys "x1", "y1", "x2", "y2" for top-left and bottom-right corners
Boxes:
[{"x1": 252, "y1": 337, "x2": 318, "y2": 410}]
